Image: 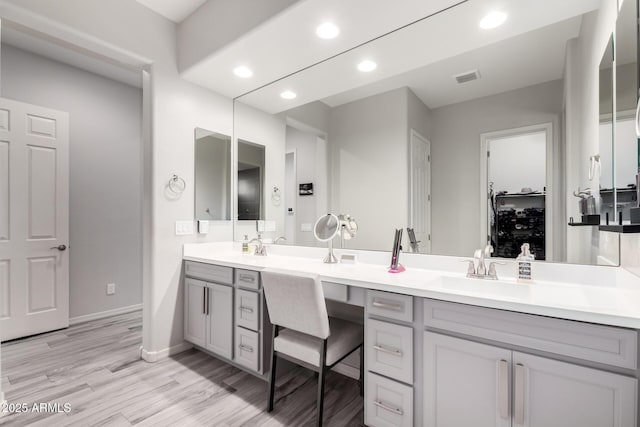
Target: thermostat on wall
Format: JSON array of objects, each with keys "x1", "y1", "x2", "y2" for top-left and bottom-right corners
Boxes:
[{"x1": 299, "y1": 183, "x2": 314, "y2": 196}]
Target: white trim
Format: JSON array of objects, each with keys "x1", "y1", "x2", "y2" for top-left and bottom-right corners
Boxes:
[
  {"x1": 408, "y1": 129, "x2": 432, "y2": 254},
  {"x1": 480, "y1": 122, "x2": 554, "y2": 260},
  {"x1": 69, "y1": 304, "x2": 143, "y2": 326},
  {"x1": 141, "y1": 341, "x2": 193, "y2": 363}
]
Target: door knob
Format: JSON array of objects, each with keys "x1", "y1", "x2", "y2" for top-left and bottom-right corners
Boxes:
[{"x1": 50, "y1": 245, "x2": 67, "y2": 251}]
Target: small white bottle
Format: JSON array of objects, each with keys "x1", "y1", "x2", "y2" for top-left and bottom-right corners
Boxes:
[
  {"x1": 516, "y1": 243, "x2": 535, "y2": 283},
  {"x1": 242, "y1": 235, "x2": 249, "y2": 253}
]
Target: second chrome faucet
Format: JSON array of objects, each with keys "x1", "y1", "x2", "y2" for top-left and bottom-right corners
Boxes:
[{"x1": 462, "y1": 245, "x2": 503, "y2": 280}]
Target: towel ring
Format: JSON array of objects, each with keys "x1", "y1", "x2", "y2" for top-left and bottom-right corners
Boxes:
[{"x1": 168, "y1": 174, "x2": 186, "y2": 195}]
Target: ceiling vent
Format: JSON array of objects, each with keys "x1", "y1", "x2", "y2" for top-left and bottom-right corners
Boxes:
[{"x1": 453, "y1": 69, "x2": 481, "y2": 84}]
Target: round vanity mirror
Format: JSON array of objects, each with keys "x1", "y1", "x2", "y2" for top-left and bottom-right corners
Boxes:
[
  {"x1": 314, "y1": 214, "x2": 340, "y2": 241},
  {"x1": 313, "y1": 214, "x2": 340, "y2": 263}
]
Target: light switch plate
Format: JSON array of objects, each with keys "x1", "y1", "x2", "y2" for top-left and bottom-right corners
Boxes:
[
  {"x1": 175, "y1": 220, "x2": 194, "y2": 235},
  {"x1": 301, "y1": 223, "x2": 312, "y2": 232},
  {"x1": 264, "y1": 220, "x2": 276, "y2": 232},
  {"x1": 197, "y1": 220, "x2": 210, "y2": 234},
  {"x1": 256, "y1": 220, "x2": 266, "y2": 232}
]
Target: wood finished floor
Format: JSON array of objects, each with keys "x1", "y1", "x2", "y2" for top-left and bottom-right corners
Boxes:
[{"x1": 0, "y1": 311, "x2": 364, "y2": 426}]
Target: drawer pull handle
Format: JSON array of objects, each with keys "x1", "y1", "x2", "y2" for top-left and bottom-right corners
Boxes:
[
  {"x1": 373, "y1": 344, "x2": 403, "y2": 357},
  {"x1": 372, "y1": 300, "x2": 403, "y2": 311},
  {"x1": 373, "y1": 400, "x2": 403, "y2": 416},
  {"x1": 239, "y1": 344, "x2": 254, "y2": 353},
  {"x1": 240, "y1": 306, "x2": 254, "y2": 314},
  {"x1": 239, "y1": 274, "x2": 255, "y2": 282},
  {"x1": 514, "y1": 363, "x2": 525, "y2": 424}
]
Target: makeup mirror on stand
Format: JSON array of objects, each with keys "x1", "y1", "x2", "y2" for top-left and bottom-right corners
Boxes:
[{"x1": 314, "y1": 214, "x2": 340, "y2": 263}]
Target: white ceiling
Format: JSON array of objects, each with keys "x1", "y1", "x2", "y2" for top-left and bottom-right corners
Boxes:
[
  {"x1": 180, "y1": 0, "x2": 466, "y2": 99},
  {"x1": 135, "y1": 0, "x2": 207, "y2": 23},
  {"x1": 238, "y1": 0, "x2": 600, "y2": 114}
]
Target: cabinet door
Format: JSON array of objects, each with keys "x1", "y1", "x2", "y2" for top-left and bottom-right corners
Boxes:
[
  {"x1": 205, "y1": 282, "x2": 233, "y2": 359},
  {"x1": 424, "y1": 332, "x2": 512, "y2": 427},
  {"x1": 512, "y1": 352, "x2": 637, "y2": 427},
  {"x1": 184, "y1": 278, "x2": 207, "y2": 347}
]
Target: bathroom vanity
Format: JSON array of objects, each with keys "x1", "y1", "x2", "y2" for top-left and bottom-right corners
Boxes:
[{"x1": 183, "y1": 243, "x2": 640, "y2": 427}]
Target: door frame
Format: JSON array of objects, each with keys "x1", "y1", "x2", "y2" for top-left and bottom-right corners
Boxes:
[
  {"x1": 480, "y1": 122, "x2": 554, "y2": 261},
  {"x1": 284, "y1": 149, "x2": 297, "y2": 244},
  {"x1": 408, "y1": 129, "x2": 432, "y2": 253}
]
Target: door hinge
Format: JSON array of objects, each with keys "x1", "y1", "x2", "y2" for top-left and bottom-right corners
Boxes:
[
  {"x1": 428, "y1": 234, "x2": 431, "y2": 241},
  {"x1": 428, "y1": 154, "x2": 431, "y2": 162},
  {"x1": 487, "y1": 151, "x2": 490, "y2": 158},
  {"x1": 428, "y1": 194, "x2": 431, "y2": 202}
]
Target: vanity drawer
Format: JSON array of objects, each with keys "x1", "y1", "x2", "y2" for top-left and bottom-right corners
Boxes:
[
  {"x1": 185, "y1": 261, "x2": 233, "y2": 285},
  {"x1": 322, "y1": 281, "x2": 348, "y2": 302},
  {"x1": 424, "y1": 299, "x2": 638, "y2": 369},
  {"x1": 367, "y1": 319, "x2": 413, "y2": 384},
  {"x1": 365, "y1": 372, "x2": 413, "y2": 427},
  {"x1": 236, "y1": 269, "x2": 260, "y2": 290},
  {"x1": 234, "y1": 327, "x2": 260, "y2": 372},
  {"x1": 367, "y1": 290, "x2": 413, "y2": 323},
  {"x1": 235, "y1": 289, "x2": 260, "y2": 331}
]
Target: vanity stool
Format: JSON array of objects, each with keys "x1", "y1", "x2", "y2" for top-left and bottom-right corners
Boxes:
[{"x1": 261, "y1": 269, "x2": 364, "y2": 427}]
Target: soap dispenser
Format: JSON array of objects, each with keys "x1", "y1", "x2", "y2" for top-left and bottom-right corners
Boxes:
[{"x1": 516, "y1": 243, "x2": 535, "y2": 283}]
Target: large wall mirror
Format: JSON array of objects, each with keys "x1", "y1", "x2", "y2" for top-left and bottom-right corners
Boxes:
[
  {"x1": 233, "y1": 0, "x2": 627, "y2": 265},
  {"x1": 614, "y1": 0, "x2": 639, "y2": 222},
  {"x1": 194, "y1": 128, "x2": 231, "y2": 221}
]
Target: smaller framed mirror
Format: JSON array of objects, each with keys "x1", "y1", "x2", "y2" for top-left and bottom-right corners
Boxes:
[
  {"x1": 194, "y1": 128, "x2": 232, "y2": 221},
  {"x1": 237, "y1": 139, "x2": 266, "y2": 221}
]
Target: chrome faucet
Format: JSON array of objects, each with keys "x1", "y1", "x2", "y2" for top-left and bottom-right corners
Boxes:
[
  {"x1": 463, "y1": 245, "x2": 502, "y2": 280},
  {"x1": 249, "y1": 237, "x2": 267, "y2": 256},
  {"x1": 274, "y1": 236, "x2": 287, "y2": 244}
]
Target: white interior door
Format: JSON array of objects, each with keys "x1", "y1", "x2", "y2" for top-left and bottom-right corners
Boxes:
[
  {"x1": 409, "y1": 129, "x2": 431, "y2": 253},
  {"x1": 0, "y1": 98, "x2": 69, "y2": 341},
  {"x1": 284, "y1": 150, "x2": 296, "y2": 244}
]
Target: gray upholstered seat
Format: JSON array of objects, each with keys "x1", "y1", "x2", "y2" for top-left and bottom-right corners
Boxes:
[
  {"x1": 274, "y1": 317, "x2": 363, "y2": 367},
  {"x1": 261, "y1": 268, "x2": 364, "y2": 427}
]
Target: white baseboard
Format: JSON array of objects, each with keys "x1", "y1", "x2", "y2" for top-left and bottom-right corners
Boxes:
[
  {"x1": 141, "y1": 341, "x2": 192, "y2": 363},
  {"x1": 69, "y1": 304, "x2": 142, "y2": 326}
]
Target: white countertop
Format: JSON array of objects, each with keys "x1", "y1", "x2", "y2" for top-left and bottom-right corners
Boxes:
[{"x1": 184, "y1": 243, "x2": 640, "y2": 329}]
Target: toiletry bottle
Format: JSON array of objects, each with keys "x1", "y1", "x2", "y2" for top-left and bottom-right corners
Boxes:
[
  {"x1": 242, "y1": 235, "x2": 249, "y2": 253},
  {"x1": 516, "y1": 243, "x2": 535, "y2": 283}
]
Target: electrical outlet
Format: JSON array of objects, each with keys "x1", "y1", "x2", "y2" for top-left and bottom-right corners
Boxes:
[
  {"x1": 175, "y1": 220, "x2": 194, "y2": 235},
  {"x1": 106, "y1": 283, "x2": 116, "y2": 295}
]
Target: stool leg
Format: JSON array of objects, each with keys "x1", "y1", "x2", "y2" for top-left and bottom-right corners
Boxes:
[
  {"x1": 316, "y1": 339, "x2": 328, "y2": 427},
  {"x1": 268, "y1": 326, "x2": 279, "y2": 412}
]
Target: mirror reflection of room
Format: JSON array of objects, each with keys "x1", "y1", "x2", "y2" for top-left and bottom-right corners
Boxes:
[{"x1": 237, "y1": 140, "x2": 265, "y2": 221}]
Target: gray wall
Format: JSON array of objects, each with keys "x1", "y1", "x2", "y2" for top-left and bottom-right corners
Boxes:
[
  {"x1": 329, "y1": 88, "x2": 409, "y2": 250},
  {"x1": 1, "y1": 44, "x2": 143, "y2": 318},
  {"x1": 430, "y1": 79, "x2": 563, "y2": 258}
]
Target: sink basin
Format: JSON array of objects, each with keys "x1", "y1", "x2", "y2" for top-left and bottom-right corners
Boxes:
[{"x1": 430, "y1": 275, "x2": 532, "y2": 300}]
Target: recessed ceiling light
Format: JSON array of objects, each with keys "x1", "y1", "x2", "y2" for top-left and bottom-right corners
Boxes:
[
  {"x1": 479, "y1": 11, "x2": 507, "y2": 30},
  {"x1": 280, "y1": 90, "x2": 297, "y2": 100},
  {"x1": 316, "y1": 22, "x2": 340, "y2": 39},
  {"x1": 357, "y1": 60, "x2": 377, "y2": 72},
  {"x1": 233, "y1": 66, "x2": 253, "y2": 78}
]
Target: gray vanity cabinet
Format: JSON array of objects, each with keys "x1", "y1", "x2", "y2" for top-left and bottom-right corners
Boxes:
[
  {"x1": 184, "y1": 262, "x2": 271, "y2": 377},
  {"x1": 204, "y1": 282, "x2": 233, "y2": 359},
  {"x1": 184, "y1": 262, "x2": 234, "y2": 361},
  {"x1": 423, "y1": 332, "x2": 512, "y2": 427},
  {"x1": 423, "y1": 300, "x2": 638, "y2": 427}
]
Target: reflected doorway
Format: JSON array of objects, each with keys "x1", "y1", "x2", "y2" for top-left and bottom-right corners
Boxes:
[{"x1": 481, "y1": 124, "x2": 553, "y2": 260}]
